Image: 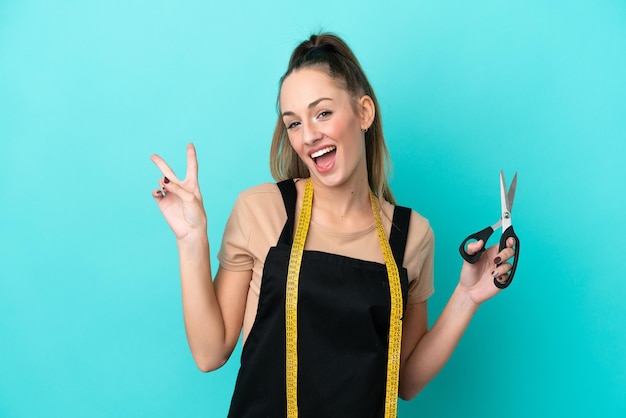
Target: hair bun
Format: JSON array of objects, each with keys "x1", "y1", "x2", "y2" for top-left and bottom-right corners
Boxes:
[{"x1": 306, "y1": 43, "x2": 334, "y2": 55}]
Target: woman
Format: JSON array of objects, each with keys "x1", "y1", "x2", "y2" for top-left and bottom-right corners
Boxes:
[{"x1": 150, "y1": 33, "x2": 516, "y2": 418}]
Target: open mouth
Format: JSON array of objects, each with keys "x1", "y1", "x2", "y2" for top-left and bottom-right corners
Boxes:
[{"x1": 311, "y1": 146, "x2": 337, "y2": 168}]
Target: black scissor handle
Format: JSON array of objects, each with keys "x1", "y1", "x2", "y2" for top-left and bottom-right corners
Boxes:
[
  {"x1": 494, "y1": 225, "x2": 519, "y2": 289},
  {"x1": 459, "y1": 226, "x2": 495, "y2": 264}
]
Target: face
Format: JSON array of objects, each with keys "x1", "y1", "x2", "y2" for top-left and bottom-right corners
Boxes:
[{"x1": 279, "y1": 67, "x2": 373, "y2": 189}]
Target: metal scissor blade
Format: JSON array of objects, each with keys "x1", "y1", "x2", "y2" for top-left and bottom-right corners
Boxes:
[
  {"x1": 500, "y1": 170, "x2": 512, "y2": 230},
  {"x1": 507, "y1": 172, "x2": 518, "y2": 212}
]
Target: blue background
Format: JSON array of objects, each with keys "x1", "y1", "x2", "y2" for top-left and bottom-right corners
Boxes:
[{"x1": 1, "y1": 0, "x2": 624, "y2": 417}]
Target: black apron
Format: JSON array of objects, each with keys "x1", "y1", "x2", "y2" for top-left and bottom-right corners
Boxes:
[{"x1": 228, "y1": 180, "x2": 411, "y2": 418}]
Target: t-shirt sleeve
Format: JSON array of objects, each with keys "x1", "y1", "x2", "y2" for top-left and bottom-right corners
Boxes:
[
  {"x1": 406, "y1": 212, "x2": 435, "y2": 304},
  {"x1": 217, "y1": 193, "x2": 255, "y2": 272}
]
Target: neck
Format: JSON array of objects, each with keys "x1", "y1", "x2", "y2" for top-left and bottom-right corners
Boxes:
[{"x1": 309, "y1": 175, "x2": 374, "y2": 227}]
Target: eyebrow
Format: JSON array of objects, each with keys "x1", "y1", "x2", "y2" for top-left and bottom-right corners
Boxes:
[{"x1": 281, "y1": 97, "x2": 333, "y2": 118}]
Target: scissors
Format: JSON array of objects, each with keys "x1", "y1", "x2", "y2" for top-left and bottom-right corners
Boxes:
[{"x1": 459, "y1": 171, "x2": 519, "y2": 289}]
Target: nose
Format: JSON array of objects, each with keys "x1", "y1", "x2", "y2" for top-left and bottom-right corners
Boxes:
[{"x1": 303, "y1": 121, "x2": 322, "y2": 145}]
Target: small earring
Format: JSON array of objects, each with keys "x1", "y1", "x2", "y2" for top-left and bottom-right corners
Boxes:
[{"x1": 363, "y1": 127, "x2": 368, "y2": 133}]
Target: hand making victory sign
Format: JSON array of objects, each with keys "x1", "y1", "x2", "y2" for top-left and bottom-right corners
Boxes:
[{"x1": 151, "y1": 143, "x2": 207, "y2": 241}]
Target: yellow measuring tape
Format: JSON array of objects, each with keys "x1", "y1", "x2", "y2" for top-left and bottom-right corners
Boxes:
[
  {"x1": 285, "y1": 179, "x2": 403, "y2": 418},
  {"x1": 371, "y1": 192, "x2": 404, "y2": 418},
  {"x1": 285, "y1": 179, "x2": 313, "y2": 418}
]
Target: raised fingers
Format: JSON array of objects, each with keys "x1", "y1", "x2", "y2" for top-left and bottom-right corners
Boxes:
[
  {"x1": 185, "y1": 143, "x2": 199, "y2": 183},
  {"x1": 150, "y1": 153, "x2": 180, "y2": 183}
]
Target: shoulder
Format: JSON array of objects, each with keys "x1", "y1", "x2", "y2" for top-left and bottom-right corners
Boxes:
[
  {"x1": 219, "y1": 182, "x2": 288, "y2": 262},
  {"x1": 383, "y1": 202, "x2": 435, "y2": 303},
  {"x1": 407, "y1": 208, "x2": 434, "y2": 245},
  {"x1": 238, "y1": 182, "x2": 282, "y2": 200},
  {"x1": 232, "y1": 182, "x2": 288, "y2": 226},
  {"x1": 383, "y1": 202, "x2": 435, "y2": 273},
  {"x1": 380, "y1": 200, "x2": 433, "y2": 244},
  {"x1": 235, "y1": 182, "x2": 283, "y2": 211}
]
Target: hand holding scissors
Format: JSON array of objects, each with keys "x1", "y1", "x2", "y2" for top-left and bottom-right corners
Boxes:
[{"x1": 459, "y1": 171, "x2": 519, "y2": 289}]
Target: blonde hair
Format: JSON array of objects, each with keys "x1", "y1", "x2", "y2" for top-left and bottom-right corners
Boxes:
[{"x1": 269, "y1": 33, "x2": 396, "y2": 205}]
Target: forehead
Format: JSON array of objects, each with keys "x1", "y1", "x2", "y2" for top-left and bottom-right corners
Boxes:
[{"x1": 279, "y1": 67, "x2": 349, "y2": 110}]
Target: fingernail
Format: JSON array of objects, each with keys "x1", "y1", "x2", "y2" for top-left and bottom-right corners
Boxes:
[
  {"x1": 492, "y1": 270, "x2": 500, "y2": 277},
  {"x1": 164, "y1": 177, "x2": 170, "y2": 184},
  {"x1": 494, "y1": 257, "x2": 501, "y2": 264}
]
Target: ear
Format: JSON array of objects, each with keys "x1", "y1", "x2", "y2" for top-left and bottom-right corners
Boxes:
[{"x1": 357, "y1": 95, "x2": 375, "y2": 131}]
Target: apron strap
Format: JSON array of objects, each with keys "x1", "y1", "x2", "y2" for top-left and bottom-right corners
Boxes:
[
  {"x1": 277, "y1": 179, "x2": 297, "y2": 246},
  {"x1": 389, "y1": 206, "x2": 411, "y2": 269}
]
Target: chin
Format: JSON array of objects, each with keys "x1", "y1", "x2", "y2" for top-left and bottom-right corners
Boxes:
[{"x1": 313, "y1": 173, "x2": 351, "y2": 189}]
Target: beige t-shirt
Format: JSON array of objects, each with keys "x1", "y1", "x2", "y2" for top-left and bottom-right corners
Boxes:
[{"x1": 217, "y1": 181, "x2": 435, "y2": 341}]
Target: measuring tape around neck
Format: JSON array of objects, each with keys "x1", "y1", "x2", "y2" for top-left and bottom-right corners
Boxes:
[{"x1": 285, "y1": 179, "x2": 403, "y2": 418}]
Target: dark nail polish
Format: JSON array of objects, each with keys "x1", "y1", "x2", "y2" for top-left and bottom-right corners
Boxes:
[
  {"x1": 164, "y1": 177, "x2": 170, "y2": 184},
  {"x1": 494, "y1": 257, "x2": 501, "y2": 264}
]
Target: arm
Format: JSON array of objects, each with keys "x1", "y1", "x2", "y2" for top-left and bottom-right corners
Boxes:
[
  {"x1": 177, "y1": 237, "x2": 250, "y2": 372},
  {"x1": 398, "y1": 238, "x2": 516, "y2": 400},
  {"x1": 151, "y1": 144, "x2": 249, "y2": 372}
]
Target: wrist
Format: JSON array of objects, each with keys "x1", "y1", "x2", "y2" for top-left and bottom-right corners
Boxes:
[
  {"x1": 176, "y1": 230, "x2": 209, "y2": 252},
  {"x1": 452, "y1": 284, "x2": 481, "y2": 314}
]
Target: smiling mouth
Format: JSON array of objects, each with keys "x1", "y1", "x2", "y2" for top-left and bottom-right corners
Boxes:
[
  {"x1": 309, "y1": 146, "x2": 337, "y2": 172},
  {"x1": 310, "y1": 146, "x2": 337, "y2": 172},
  {"x1": 311, "y1": 146, "x2": 336, "y2": 161}
]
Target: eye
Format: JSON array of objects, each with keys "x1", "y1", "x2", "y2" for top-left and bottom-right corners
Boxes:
[
  {"x1": 317, "y1": 110, "x2": 332, "y2": 119},
  {"x1": 286, "y1": 120, "x2": 301, "y2": 130}
]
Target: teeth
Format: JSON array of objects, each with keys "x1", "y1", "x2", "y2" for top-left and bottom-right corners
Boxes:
[{"x1": 311, "y1": 146, "x2": 336, "y2": 159}]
